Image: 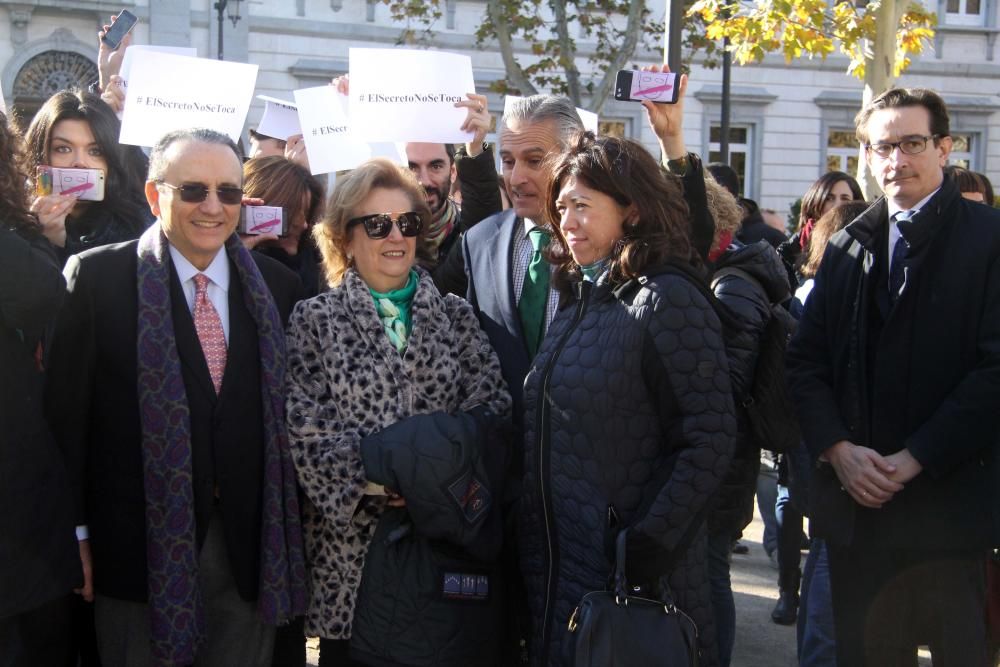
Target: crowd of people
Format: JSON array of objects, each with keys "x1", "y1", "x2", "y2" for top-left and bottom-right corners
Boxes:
[{"x1": 2, "y1": 17, "x2": 1000, "y2": 667}]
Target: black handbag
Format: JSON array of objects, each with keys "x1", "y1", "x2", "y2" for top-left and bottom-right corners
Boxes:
[{"x1": 565, "y1": 531, "x2": 699, "y2": 667}]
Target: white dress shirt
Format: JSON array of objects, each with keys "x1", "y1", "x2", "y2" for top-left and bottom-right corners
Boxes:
[
  {"x1": 169, "y1": 245, "x2": 231, "y2": 344},
  {"x1": 886, "y1": 188, "x2": 938, "y2": 275}
]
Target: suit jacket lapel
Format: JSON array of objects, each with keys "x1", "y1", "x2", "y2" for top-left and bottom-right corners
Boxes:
[
  {"x1": 218, "y1": 266, "x2": 255, "y2": 408},
  {"x1": 169, "y1": 265, "x2": 218, "y2": 402},
  {"x1": 490, "y1": 211, "x2": 524, "y2": 341}
]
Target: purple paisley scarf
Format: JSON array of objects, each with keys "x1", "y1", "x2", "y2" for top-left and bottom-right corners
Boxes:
[{"x1": 136, "y1": 225, "x2": 307, "y2": 665}]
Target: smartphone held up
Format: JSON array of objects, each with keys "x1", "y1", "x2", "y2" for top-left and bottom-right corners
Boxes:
[
  {"x1": 240, "y1": 206, "x2": 286, "y2": 237},
  {"x1": 614, "y1": 70, "x2": 681, "y2": 105},
  {"x1": 36, "y1": 166, "x2": 106, "y2": 201},
  {"x1": 101, "y1": 9, "x2": 138, "y2": 50}
]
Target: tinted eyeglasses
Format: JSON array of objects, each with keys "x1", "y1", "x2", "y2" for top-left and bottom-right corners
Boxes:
[
  {"x1": 159, "y1": 182, "x2": 244, "y2": 205},
  {"x1": 346, "y1": 211, "x2": 423, "y2": 239},
  {"x1": 864, "y1": 135, "x2": 938, "y2": 159}
]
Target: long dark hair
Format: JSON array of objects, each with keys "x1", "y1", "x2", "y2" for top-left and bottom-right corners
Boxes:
[
  {"x1": 800, "y1": 201, "x2": 869, "y2": 279},
  {"x1": 544, "y1": 132, "x2": 696, "y2": 293},
  {"x1": 0, "y1": 111, "x2": 40, "y2": 233},
  {"x1": 23, "y1": 90, "x2": 149, "y2": 231},
  {"x1": 798, "y1": 171, "x2": 864, "y2": 232}
]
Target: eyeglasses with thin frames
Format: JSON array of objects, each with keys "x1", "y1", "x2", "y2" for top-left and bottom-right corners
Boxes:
[
  {"x1": 158, "y1": 182, "x2": 244, "y2": 206},
  {"x1": 864, "y1": 135, "x2": 939, "y2": 159},
  {"x1": 346, "y1": 211, "x2": 424, "y2": 239}
]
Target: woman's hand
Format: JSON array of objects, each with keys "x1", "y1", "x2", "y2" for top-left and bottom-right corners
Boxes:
[
  {"x1": 385, "y1": 488, "x2": 407, "y2": 508},
  {"x1": 97, "y1": 16, "x2": 133, "y2": 93},
  {"x1": 639, "y1": 63, "x2": 689, "y2": 161},
  {"x1": 30, "y1": 194, "x2": 77, "y2": 248},
  {"x1": 100, "y1": 75, "x2": 125, "y2": 114}
]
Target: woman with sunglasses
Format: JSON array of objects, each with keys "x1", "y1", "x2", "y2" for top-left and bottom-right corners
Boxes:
[
  {"x1": 285, "y1": 158, "x2": 511, "y2": 666},
  {"x1": 519, "y1": 133, "x2": 736, "y2": 666},
  {"x1": 23, "y1": 89, "x2": 152, "y2": 264}
]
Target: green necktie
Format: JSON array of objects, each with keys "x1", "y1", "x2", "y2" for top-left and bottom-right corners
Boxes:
[{"x1": 518, "y1": 227, "x2": 551, "y2": 357}]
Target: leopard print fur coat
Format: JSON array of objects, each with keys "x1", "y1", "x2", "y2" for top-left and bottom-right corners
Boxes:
[{"x1": 284, "y1": 267, "x2": 511, "y2": 639}]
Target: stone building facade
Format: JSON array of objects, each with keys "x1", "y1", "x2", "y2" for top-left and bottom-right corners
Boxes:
[{"x1": 1, "y1": 0, "x2": 997, "y2": 217}]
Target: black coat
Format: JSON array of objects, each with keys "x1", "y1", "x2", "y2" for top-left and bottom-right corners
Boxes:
[
  {"x1": 786, "y1": 178, "x2": 1000, "y2": 550},
  {"x1": 46, "y1": 237, "x2": 302, "y2": 602},
  {"x1": 0, "y1": 227, "x2": 80, "y2": 618},
  {"x1": 708, "y1": 241, "x2": 790, "y2": 536},
  {"x1": 520, "y1": 270, "x2": 737, "y2": 667},
  {"x1": 736, "y1": 198, "x2": 787, "y2": 249},
  {"x1": 351, "y1": 409, "x2": 509, "y2": 666}
]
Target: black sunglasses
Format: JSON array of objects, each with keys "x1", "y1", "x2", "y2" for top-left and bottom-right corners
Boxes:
[
  {"x1": 159, "y1": 182, "x2": 244, "y2": 206},
  {"x1": 346, "y1": 211, "x2": 423, "y2": 239}
]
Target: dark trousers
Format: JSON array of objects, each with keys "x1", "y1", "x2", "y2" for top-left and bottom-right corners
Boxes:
[
  {"x1": 0, "y1": 594, "x2": 74, "y2": 667},
  {"x1": 828, "y1": 544, "x2": 989, "y2": 667}
]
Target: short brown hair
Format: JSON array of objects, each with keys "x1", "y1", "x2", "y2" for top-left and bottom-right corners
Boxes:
[
  {"x1": 855, "y1": 88, "x2": 950, "y2": 145},
  {"x1": 313, "y1": 158, "x2": 431, "y2": 288},
  {"x1": 243, "y1": 156, "x2": 324, "y2": 236},
  {"x1": 543, "y1": 132, "x2": 696, "y2": 292}
]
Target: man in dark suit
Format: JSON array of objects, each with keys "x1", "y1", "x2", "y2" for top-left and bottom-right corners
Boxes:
[
  {"x1": 787, "y1": 88, "x2": 1000, "y2": 665},
  {"x1": 47, "y1": 128, "x2": 307, "y2": 667}
]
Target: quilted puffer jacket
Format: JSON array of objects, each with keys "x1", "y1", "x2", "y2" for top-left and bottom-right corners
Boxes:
[
  {"x1": 520, "y1": 267, "x2": 737, "y2": 667},
  {"x1": 708, "y1": 240, "x2": 791, "y2": 537},
  {"x1": 351, "y1": 409, "x2": 509, "y2": 666}
]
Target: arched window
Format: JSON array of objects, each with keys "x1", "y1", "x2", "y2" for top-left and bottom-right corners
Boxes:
[{"x1": 12, "y1": 51, "x2": 97, "y2": 125}]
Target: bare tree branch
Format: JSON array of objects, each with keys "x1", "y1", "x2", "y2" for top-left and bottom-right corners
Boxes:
[
  {"x1": 488, "y1": 0, "x2": 539, "y2": 96},
  {"x1": 590, "y1": 0, "x2": 646, "y2": 114},
  {"x1": 551, "y1": 0, "x2": 582, "y2": 106}
]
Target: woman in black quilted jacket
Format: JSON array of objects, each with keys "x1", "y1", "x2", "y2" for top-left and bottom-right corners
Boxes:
[{"x1": 519, "y1": 132, "x2": 737, "y2": 666}]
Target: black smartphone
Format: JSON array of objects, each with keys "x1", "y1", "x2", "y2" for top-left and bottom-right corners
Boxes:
[
  {"x1": 101, "y1": 10, "x2": 138, "y2": 50},
  {"x1": 614, "y1": 70, "x2": 681, "y2": 105}
]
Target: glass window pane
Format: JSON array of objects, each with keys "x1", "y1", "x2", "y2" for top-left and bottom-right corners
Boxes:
[
  {"x1": 828, "y1": 130, "x2": 858, "y2": 148},
  {"x1": 952, "y1": 134, "x2": 970, "y2": 152},
  {"x1": 947, "y1": 0, "x2": 960, "y2": 12},
  {"x1": 847, "y1": 156, "x2": 859, "y2": 175},
  {"x1": 966, "y1": 0, "x2": 980, "y2": 14},
  {"x1": 827, "y1": 155, "x2": 843, "y2": 172},
  {"x1": 599, "y1": 120, "x2": 626, "y2": 138},
  {"x1": 710, "y1": 126, "x2": 720, "y2": 143},
  {"x1": 731, "y1": 127, "x2": 748, "y2": 143}
]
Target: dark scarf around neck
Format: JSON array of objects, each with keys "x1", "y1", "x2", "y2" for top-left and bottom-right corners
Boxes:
[{"x1": 135, "y1": 225, "x2": 306, "y2": 665}]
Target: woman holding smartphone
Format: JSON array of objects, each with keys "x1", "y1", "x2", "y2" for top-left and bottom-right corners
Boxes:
[{"x1": 23, "y1": 89, "x2": 152, "y2": 262}]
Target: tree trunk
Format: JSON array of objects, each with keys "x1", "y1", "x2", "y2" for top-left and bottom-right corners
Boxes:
[{"x1": 857, "y1": 0, "x2": 902, "y2": 199}]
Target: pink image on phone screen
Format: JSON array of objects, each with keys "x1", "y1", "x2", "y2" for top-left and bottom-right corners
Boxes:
[{"x1": 630, "y1": 72, "x2": 675, "y2": 102}]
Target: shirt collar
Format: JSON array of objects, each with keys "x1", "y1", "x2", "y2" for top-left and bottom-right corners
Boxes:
[
  {"x1": 521, "y1": 217, "x2": 553, "y2": 239},
  {"x1": 168, "y1": 242, "x2": 230, "y2": 291},
  {"x1": 887, "y1": 187, "x2": 939, "y2": 222}
]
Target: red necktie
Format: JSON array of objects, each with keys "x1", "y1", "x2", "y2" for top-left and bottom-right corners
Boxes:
[{"x1": 193, "y1": 273, "x2": 227, "y2": 394}]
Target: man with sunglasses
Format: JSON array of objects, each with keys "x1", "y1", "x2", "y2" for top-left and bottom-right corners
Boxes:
[
  {"x1": 787, "y1": 88, "x2": 1000, "y2": 666},
  {"x1": 46, "y1": 128, "x2": 307, "y2": 667}
]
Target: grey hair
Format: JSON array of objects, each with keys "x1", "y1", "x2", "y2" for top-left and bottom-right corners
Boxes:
[
  {"x1": 502, "y1": 95, "x2": 584, "y2": 148},
  {"x1": 147, "y1": 128, "x2": 241, "y2": 182}
]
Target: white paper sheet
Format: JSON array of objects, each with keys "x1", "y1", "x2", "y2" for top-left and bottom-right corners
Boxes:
[
  {"x1": 119, "y1": 45, "x2": 197, "y2": 95},
  {"x1": 119, "y1": 51, "x2": 258, "y2": 147},
  {"x1": 293, "y1": 86, "x2": 407, "y2": 175},
  {"x1": 255, "y1": 95, "x2": 301, "y2": 141},
  {"x1": 349, "y1": 48, "x2": 476, "y2": 144}
]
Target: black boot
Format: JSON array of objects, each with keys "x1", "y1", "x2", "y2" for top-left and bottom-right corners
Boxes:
[{"x1": 770, "y1": 570, "x2": 800, "y2": 625}]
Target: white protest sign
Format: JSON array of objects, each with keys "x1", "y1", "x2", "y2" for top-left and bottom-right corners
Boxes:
[
  {"x1": 115, "y1": 45, "x2": 198, "y2": 119},
  {"x1": 349, "y1": 48, "x2": 475, "y2": 144},
  {"x1": 119, "y1": 45, "x2": 197, "y2": 94},
  {"x1": 120, "y1": 51, "x2": 258, "y2": 147},
  {"x1": 293, "y1": 85, "x2": 372, "y2": 175},
  {"x1": 577, "y1": 108, "x2": 599, "y2": 133},
  {"x1": 255, "y1": 95, "x2": 301, "y2": 141},
  {"x1": 503, "y1": 95, "x2": 598, "y2": 133}
]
